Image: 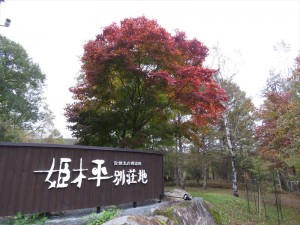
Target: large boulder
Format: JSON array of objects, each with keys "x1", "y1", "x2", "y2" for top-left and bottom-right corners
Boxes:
[
  {"x1": 44, "y1": 189, "x2": 220, "y2": 225},
  {"x1": 103, "y1": 189, "x2": 219, "y2": 225},
  {"x1": 154, "y1": 197, "x2": 219, "y2": 225}
]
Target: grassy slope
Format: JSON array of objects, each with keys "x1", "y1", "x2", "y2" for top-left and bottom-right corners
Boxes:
[{"x1": 179, "y1": 187, "x2": 300, "y2": 225}]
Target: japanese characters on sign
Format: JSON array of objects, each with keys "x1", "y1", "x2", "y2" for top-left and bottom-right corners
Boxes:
[
  {"x1": 114, "y1": 161, "x2": 142, "y2": 166},
  {"x1": 34, "y1": 158, "x2": 148, "y2": 189}
]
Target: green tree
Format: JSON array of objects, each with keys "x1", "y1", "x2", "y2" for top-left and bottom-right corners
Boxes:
[
  {"x1": 207, "y1": 47, "x2": 256, "y2": 197},
  {"x1": 0, "y1": 35, "x2": 45, "y2": 141},
  {"x1": 215, "y1": 78, "x2": 256, "y2": 197},
  {"x1": 24, "y1": 104, "x2": 64, "y2": 144}
]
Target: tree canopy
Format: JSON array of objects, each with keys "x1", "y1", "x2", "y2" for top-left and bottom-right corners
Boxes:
[
  {"x1": 256, "y1": 53, "x2": 300, "y2": 173},
  {"x1": 0, "y1": 35, "x2": 45, "y2": 141},
  {"x1": 66, "y1": 17, "x2": 227, "y2": 148}
]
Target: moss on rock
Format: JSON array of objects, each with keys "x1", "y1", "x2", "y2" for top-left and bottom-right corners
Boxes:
[
  {"x1": 154, "y1": 206, "x2": 180, "y2": 225},
  {"x1": 204, "y1": 200, "x2": 222, "y2": 225}
]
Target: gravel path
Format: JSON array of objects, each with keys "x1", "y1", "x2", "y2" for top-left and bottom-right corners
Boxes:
[
  {"x1": 0, "y1": 199, "x2": 166, "y2": 225},
  {"x1": 44, "y1": 199, "x2": 165, "y2": 225}
]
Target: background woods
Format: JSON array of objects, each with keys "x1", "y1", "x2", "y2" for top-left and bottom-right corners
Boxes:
[{"x1": 64, "y1": 17, "x2": 300, "y2": 197}]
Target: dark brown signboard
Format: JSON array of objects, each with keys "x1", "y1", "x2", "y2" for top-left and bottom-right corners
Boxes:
[{"x1": 0, "y1": 142, "x2": 164, "y2": 217}]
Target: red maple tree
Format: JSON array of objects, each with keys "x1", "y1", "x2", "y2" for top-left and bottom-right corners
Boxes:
[{"x1": 66, "y1": 17, "x2": 227, "y2": 148}]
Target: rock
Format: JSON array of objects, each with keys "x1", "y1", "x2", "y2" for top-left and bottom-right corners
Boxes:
[
  {"x1": 153, "y1": 197, "x2": 217, "y2": 225},
  {"x1": 103, "y1": 189, "x2": 218, "y2": 225},
  {"x1": 164, "y1": 189, "x2": 192, "y2": 201},
  {"x1": 154, "y1": 215, "x2": 171, "y2": 224},
  {"x1": 44, "y1": 217, "x2": 86, "y2": 225},
  {"x1": 103, "y1": 215, "x2": 162, "y2": 225},
  {"x1": 45, "y1": 189, "x2": 220, "y2": 225}
]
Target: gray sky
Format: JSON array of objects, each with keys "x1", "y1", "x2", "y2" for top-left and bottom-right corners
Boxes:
[{"x1": 1, "y1": 0, "x2": 299, "y2": 138}]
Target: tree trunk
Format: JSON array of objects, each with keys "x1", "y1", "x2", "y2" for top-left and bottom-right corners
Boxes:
[
  {"x1": 277, "y1": 170, "x2": 282, "y2": 192},
  {"x1": 280, "y1": 171, "x2": 291, "y2": 191},
  {"x1": 231, "y1": 154, "x2": 239, "y2": 197},
  {"x1": 207, "y1": 166, "x2": 210, "y2": 179},
  {"x1": 224, "y1": 113, "x2": 239, "y2": 197},
  {"x1": 258, "y1": 184, "x2": 262, "y2": 218},
  {"x1": 177, "y1": 163, "x2": 185, "y2": 189},
  {"x1": 202, "y1": 167, "x2": 208, "y2": 189},
  {"x1": 177, "y1": 136, "x2": 185, "y2": 189},
  {"x1": 175, "y1": 119, "x2": 185, "y2": 189},
  {"x1": 212, "y1": 165, "x2": 215, "y2": 180}
]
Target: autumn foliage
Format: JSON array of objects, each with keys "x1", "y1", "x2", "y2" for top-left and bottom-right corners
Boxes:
[
  {"x1": 256, "y1": 53, "x2": 300, "y2": 170},
  {"x1": 66, "y1": 17, "x2": 226, "y2": 148},
  {"x1": 256, "y1": 92, "x2": 292, "y2": 168}
]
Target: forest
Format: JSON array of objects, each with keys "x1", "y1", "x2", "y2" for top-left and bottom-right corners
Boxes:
[{"x1": 64, "y1": 17, "x2": 300, "y2": 198}]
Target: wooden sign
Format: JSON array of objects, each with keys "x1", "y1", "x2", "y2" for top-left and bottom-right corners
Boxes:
[{"x1": 0, "y1": 142, "x2": 164, "y2": 217}]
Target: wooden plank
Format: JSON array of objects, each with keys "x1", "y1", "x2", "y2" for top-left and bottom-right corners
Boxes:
[
  {"x1": 86, "y1": 150, "x2": 97, "y2": 208},
  {"x1": 16, "y1": 148, "x2": 35, "y2": 214},
  {"x1": 74, "y1": 149, "x2": 87, "y2": 211},
  {"x1": 0, "y1": 148, "x2": 8, "y2": 193},
  {"x1": 39, "y1": 148, "x2": 60, "y2": 213},
  {"x1": 61, "y1": 148, "x2": 76, "y2": 211},
  {"x1": 46, "y1": 147, "x2": 59, "y2": 213},
  {"x1": 32, "y1": 147, "x2": 52, "y2": 214},
  {"x1": 23, "y1": 148, "x2": 41, "y2": 215},
  {"x1": 53, "y1": 148, "x2": 64, "y2": 213},
  {"x1": 0, "y1": 147, "x2": 18, "y2": 216},
  {"x1": 141, "y1": 153, "x2": 149, "y2": 201},
  {"x1": 0, "y1": 147, "x2": 12, "y2": 216},
  {"x1": 99, "y1": 150, "x2": 112, "y2": 206},
  {"x1": 134, "y1": 152, "x2": 145, "y2": 202},
  {"x1": 104, "y1": 150, "x2": 114, "y2": 205},
  {"x1": 68, "y1": 150, "x2": 81, "y2": 209},
  {"x1": 82, "y1": 149, "x2": 95, "y2": 209},
  {"x1": 111, "y1": 151, "x2": 121, "y2": 206},
  {"x1": 6, "y1": 147, "x2": 26, "y2": 215}
]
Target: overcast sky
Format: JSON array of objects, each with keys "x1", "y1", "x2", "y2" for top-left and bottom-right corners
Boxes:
[{"x1": 1, "y1": 0, "x2": 299, "y2": 138}]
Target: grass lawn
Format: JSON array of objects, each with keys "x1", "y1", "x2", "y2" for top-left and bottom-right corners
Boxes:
[{"x1": 166, "y1": 186, "x2": 300, "y2": 225}]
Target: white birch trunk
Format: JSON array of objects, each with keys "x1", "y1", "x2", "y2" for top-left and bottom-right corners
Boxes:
[
  {"x1": 177, "y1": 136, "x2": 185, "y2": 189},
  {"x1": 223, "y1": 113, "x2": 239, "y2": 197},
  {"x1": 175, "y1": 114, "x2": 185, "y2": 189}
]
